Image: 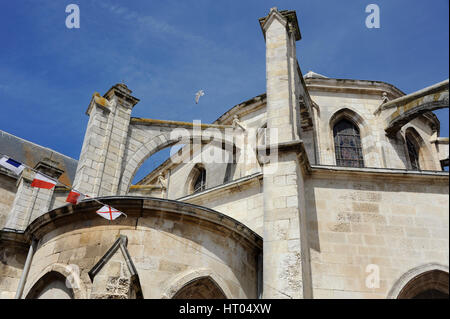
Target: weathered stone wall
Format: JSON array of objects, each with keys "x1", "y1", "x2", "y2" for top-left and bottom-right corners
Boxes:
[
  {"x1": 309, "y1": 89, "x2": 442, "y2": 171},
  {"x1": 167, "y1": 146, "x2": 233, "y2": 200},
  {"x1": 185, "y1": 179, "x2": 264, "y2": 236},
  {"x1": 0, "y1": 239, "x2": 27, "y2": 299},
  {"x1": 73, "y1": 85, "x2": 138, "y2": 197},
  {"x1": 305, "y1": 170, "x2": 449, "y2": 298},
  {"x1": 310, "y1": 91, "x2": 388, "y2": 168},
  {"x1": 0, "y1": 174, "x2": 17, "y2": 229},
  {"x1": 5, "y1": 169, "x2": 55, "y2": 231},
  {"x1": 22, "y1": 209, "x2": 260, "y2": 299},
  {"x1": 49, "y1": 189, "x2": 71, "y2": 211},
  {"x1": 90, "y1": 246, "x2": 134, "y2": 299}
]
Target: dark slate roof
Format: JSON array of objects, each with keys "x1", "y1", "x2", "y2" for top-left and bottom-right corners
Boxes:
[{"x1": 0, "y1": 130, "x2": 78, "y2": 186}]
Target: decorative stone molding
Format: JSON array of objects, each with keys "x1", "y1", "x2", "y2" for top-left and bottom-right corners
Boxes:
[
  {"x1": 23, "y1": 262, "x2": 89, "y2": 299},
  {"x1": 387, "y1": 263, "x2": 449, "y2": 299},
  {"x1": 161, "y1": 268, "x2": 232, "y2": 299},
  {"x1": 88, "y1": 235, "x2": 143, "y2": 299}
]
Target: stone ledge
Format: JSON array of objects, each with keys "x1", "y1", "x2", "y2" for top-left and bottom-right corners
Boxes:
[
  {"x1": 305, "y1": 78, "x2": 405, "y2": 100},
  {"x1": 311, "y1": 164, "x2": 449, "y2": 179},
  {"x1": 257, "y1": 140, "x2": 312, "y2": 174},
  {"x1": 130, "y1": 118, "x2": 231, "y2": 130},
  {"x1": 0, "y1": 229, "x2": 28, "y2": 249},
  {"x1": 177, "y1": 172, "x2": 263, "y2": 202}
]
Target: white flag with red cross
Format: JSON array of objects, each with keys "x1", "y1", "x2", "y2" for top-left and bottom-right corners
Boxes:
[{"x1": 96, "y1": 205, "x2": 123, "y2": 221}]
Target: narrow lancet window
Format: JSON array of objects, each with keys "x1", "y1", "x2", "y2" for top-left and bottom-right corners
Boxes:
[
  {"x1": 333, "y1": 119, "x2": 364, "y2": 168},
  {"x1": 406, "y1": 136, "x2": 420, "y2": 170},
  {"x1": 193, "y1": 167, "x2": 206, "y2": 193}
]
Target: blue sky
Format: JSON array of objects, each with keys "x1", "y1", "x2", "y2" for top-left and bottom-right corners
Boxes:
[{"x1": 0, "y1": 1, "x2": 448, "y2": 182}]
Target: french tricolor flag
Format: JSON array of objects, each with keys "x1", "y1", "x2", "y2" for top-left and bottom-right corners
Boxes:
[
  {"x1": 0, "y1": 156, "x2": 25, "y2": 175},
  {"x1": 31, "y1": 173, "x2": 57, "y2": 189}
]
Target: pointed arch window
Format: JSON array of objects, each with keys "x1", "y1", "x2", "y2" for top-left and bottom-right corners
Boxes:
[
  {"x1": 193, "y1": 166, "x2": 206, "y2": 193},
  {"x1": 333, "y1": 119, "x2": 364, "y2": 168},
  {"x1": 406, "y1": 136, "x2": 420, "y2": 170}
]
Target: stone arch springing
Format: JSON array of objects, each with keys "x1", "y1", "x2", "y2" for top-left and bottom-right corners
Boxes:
[
  {"x1": 384, "y1": 84, "x2": 449, "y2": 137},
  {"x1": 388, "y1": 263, "x2": 449, "y2": 299},
  {"x1": 329, "y1": 108, "x2": 369, "y2": 167}
]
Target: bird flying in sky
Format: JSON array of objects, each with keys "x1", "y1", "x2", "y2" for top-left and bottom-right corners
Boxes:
[{"x1": 195, "y1": 90, "x2": 205, "y2": 104}]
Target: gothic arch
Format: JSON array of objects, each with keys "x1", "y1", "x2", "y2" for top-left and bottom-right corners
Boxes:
[
  {"x1": 161, "y1": 268, "x2": 233, "y2": 299},
  {"x1": 23, "y1": 263, "x2": 88, "y2": 299},
  {"x1": 404, "y1": 127, "x2": 437, "y2": 170},
  {"x1": 387, "y1": 263, "x2": 449, "y2": 299},
  {"x1": 329, "y1": 108, "x2": 368, "y2": 138},
  {"x1": 119, "y1": 128, "x2": 238, "y2": 195},
  {"x1": 185, "y1": 163, "x2": 207, "y2": 195},
  {"x1": 329, "y1": 108, "x2": 371, "y2": 167},
  {"x1": 25, "y1": 271, "x2": 73, "y2": 299}
]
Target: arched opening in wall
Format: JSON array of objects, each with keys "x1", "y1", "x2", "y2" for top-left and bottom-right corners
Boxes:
[
  {"x1": 406, "y1": 134, "x2": 420, "y2": 170},
  {"x1": 333, "y1": 118, "x2": 364, "y2": 168},
  {"x1": 187, "y1": 164, "x2": 206, "y2": 194},
  {"x1": 132, "y1": 147, "x2": 173, "y2": 184},
  {"x1": 122, "y1": 131, "x2": 239, "y2": 195},
  {"x1": 397, "y1": 270, "x2": 449, "y2": 299},
  {"x1": 172, "y1": 276, "x2": 227, "y2": 299},
  {"x1": 25, "y1": 271, "x2": 74, "y2": 299},
  {"x1": 404, "y1": 127, "x2": 435, "y2": 171}
]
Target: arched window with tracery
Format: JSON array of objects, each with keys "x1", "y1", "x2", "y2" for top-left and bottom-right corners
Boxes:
[
  {"x1": 406, "y1": 135, "x2": 420, "y2": 170},
  {"x1": 333, "y1": 119, "x2": 364, "y2": 168}
]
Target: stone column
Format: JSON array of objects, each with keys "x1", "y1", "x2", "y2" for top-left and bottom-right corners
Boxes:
[
  {"x1": 72, "y1": 84, "x2": 139, "y2": 197},
  {"x1": 259, "y1": 8, "x2": 312, "y2": 299}
]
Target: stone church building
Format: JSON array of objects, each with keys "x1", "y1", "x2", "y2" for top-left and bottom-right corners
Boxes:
[{"x1": 0, "y1": 8, "x2": 449, "y2": 299}]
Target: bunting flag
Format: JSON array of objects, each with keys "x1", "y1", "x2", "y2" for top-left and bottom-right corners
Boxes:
[
  {"x1": 96, "y1": 205, "x2": 123, "y2": 221},
  {"x1": 66, "y1": 190, "x2": 85, "y2": 205},
  {"x1": 0, "y1": 156, "x2": 25, "y2": 175},
  {"x1": 31, "y1": 173, "x2": 57, "y2": 189},
  {"x1": 2, "y1": 153, "x2": 127, "y2": 221}
]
